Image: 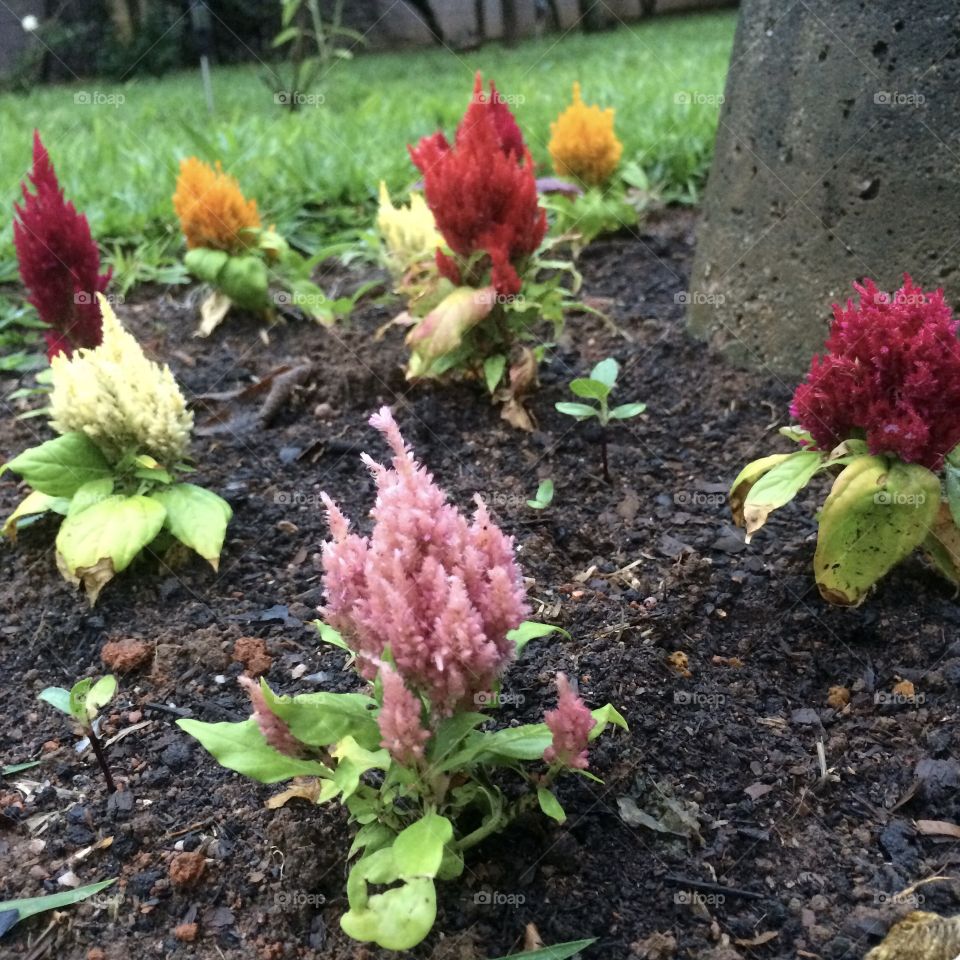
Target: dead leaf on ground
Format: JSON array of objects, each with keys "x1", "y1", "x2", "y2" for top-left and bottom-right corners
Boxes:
[
  {"x1": 914, "y1": 819, "x2": 960, "y2": 840},
  {"x1": 892, "y1": 679, "x2": 916, "y2": 700},
  {"x1": 667, "y1": 651, "x2": 692, "y2": 678},
  {"x1": 266, "y1": 779, "x2": 324, "y2": 809},
  {"x1": 523, "y1": 923, "x2": 544, "y2": 951},
  {"x1": 196, "y1": 290, "x2": 233, "y2": 337},
  {"x1": 733, "y1": 930, "x2": 778, "y2": 947},
  {"x1": 827, "y1": 685, "x2": 851, "y2": 709}
]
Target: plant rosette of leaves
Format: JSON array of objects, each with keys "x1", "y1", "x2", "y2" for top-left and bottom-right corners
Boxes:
[
  {"x1": 179, "y1": 620, "x2": 626, "y2": 951},
  {"x1": 184, "y1": 227, "x2": 354, "y2": 336},
  {"x1": 542, "y1": 185, "x2": 639, "y2": 253},
  {"x1": 1, "y1": 296, "x2": 231, "y2": 604},
  {"x1": 730, "y1": 427, "x2": 960, "y2": 606}
]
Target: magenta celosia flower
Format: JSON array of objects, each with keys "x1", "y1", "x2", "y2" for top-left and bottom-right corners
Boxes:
[
  {"x1": 543, "y1": 674, "x2": 594, "y2": 770},
  {"x1": 13, "y1": 130, "x2": 111, "y2": 358},
  {"x1": 320, "y1": 407, "x2": 529, "y2": 714},
  {"x1": 790, "y1": 275, "x2": 960, "y2": 471},
  {"x1": 238, "y1": 676, "x2": 305, "y2": 758},
  {"x1": 378, "y1": 667, "x2": 431, "y2": 765}
]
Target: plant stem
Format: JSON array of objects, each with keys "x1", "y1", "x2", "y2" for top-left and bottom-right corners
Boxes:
[
  {"x1": 87, "y1": 729, "x2": 116, "y2": 794},
  {"x1": 600, "y1": 427, "x2": 610, "y2": 483}
]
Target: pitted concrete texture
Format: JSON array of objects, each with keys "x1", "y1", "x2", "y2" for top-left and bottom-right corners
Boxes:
[{"x1": 688, "y1": 0, "x2": 960, "y2": 375}]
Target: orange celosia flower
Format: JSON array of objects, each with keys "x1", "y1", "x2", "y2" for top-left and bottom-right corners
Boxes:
[
  {"x1": 172, "y1": 157, "x2": 261, "y2": 253},
  {"x1": 548, "y1": 82, "x2": 623, "y2": 187}
]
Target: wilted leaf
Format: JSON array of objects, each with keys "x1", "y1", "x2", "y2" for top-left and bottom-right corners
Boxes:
[
  {"x1": 197, "y1": 290, "x2": 233, "y2": 337},
  {"x1": 266, "y1": 778, "x2": 324, "y2": 809},
  {"x1": 914, "y1": 819, "x2": 960, "y2": 839}
]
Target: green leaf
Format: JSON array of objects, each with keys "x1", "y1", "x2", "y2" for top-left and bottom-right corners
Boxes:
[
  {"x1": 476, "y1": 722, "x2": 553, "y2": 762},
  {"x1": 569, "y1": 378, "x2": 610, "y2": 401},
  {"x1": 3, "y1": 433, "x2": 112, "y2": 497},
  {"x1": 2, "y1": 761, "x2": 41, "y2": 776},
  {"x1": 487, "y1": 938, "x2": 598, "y2": 960},
  {"x1": 609, "y1": 402, "x2": 646, "y2": 420},
  {"x1": 555, "y1": 402, "x2": 597, "y2": 420},
  {"x1": 260, "y1": 683, "x2": 379, "y2": 749},
  {"x1": 84, "y1": 675, "x2": 117, "y2": 719},
  {"x1": 184, "y1": 247, "x2": 229, "y2": 284},
  {"x1": 739, "y1": 450, "x2": 824, "y2": 540},
  {"x1": 507, "y1": 620, "x2": 569, "y2": 657},
  {"x1": 178, "y1": 717, "x2": 331, "y2": 783},
  {"x1": 527, "y1": 479, "x2": 554, "y2": 510},
  {"x1": 483, "y1": 355, "x2": 507, "y2": 394},
  {"x1": 148, "y1": 483, "x2": 232, "y2": 570},
  {"x1": 314, "y1": 620, "x2": 351, "y2": 651},
  {"x1": 56, "y1": 495, "x2": 167, "y2": 603},
  {"x1": 3, "y1": 490, "x2": 69, "y2": 539},
  {"x1": 589, "y1": 703, "x2": 629, "y2": 738},
  {"x1": 946, "y1": 461, "x2": 960, "y2": 529},
  {"x1": 0, "y1": 878, "x2": 116, "y2": 933},
  {"x1": 67, "y1": 478, "x2": 114, "y2": 516},
  {"x1": 218, "y1": 255, "x2": 270, "y2": 311},
  {"x1": 271, "y1": 25, "x2": 300, "y2": 47},
  {"x1": 814, "y1": 457, "x2": 940, "y2": 606},
  {"x1": 537, "y1": 787, "x2": 566, "y2": 823},
  {"x1": 392, "y1": 814, "x2": 453, "y2": 879},
  {"x1": 428, "y1": 712, "x2": 487, "y2": 765},
  {"x1": 590, "y1": 358, "x2": 619, "y2": 388},
  {"x1": 38, "y1": 686, "x2": 71, "y2": 717},
  {"x1": 340, "y1": 877, "x2": 436, "y2": 951},
  {"x1": 348, "y1": 823, "x2": 396, "y2": 859}
]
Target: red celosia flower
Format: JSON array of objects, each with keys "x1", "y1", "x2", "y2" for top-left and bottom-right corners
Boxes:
[
  {"x1": 790, "y1": 275, "x2": 960, "y2": 471},
  {"x1": 409, "y1": 73, "x2": 546, "y2": 297},
  {"x1": 543, "y1": 674, "x2": 594, "y2": 770},
  {"x1": 13, "y1": 131, "x2": 111, "y2": 358}
]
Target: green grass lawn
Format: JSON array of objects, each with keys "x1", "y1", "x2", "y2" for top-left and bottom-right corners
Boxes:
[{"x1": 0, "y1": 10, "x2": 735, "y2": 299}]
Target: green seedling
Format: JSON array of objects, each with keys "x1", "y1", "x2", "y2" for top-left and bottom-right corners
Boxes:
[
  {"x1": 0, "y1": 879, "x2": 116, "y2": 939},
  {"x1": 39, "y1": 676, "x2": 118, "y2": 793},
  {"x1": 555, "y1": 358, "x2": 646, "y2": 481},
  {"x1": 527, "y1": 479, "x2": 555, "y2": 510}
]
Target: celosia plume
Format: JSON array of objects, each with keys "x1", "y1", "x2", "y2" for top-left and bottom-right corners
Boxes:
[
  {"x1": 13, "y1": 131, "x2": 111, "y2": 358},
  {"x1": 378, "y1": 666, "x2": 431, "y2": 764},
  {"x1": 543, "y1": 674, "x2": 593, "y2": 770},
  {"x1": 49, "y1": 295, "x2": 193, "y2": 465},
  {"x1": 239, "y1": 676, "x2": 305, "y2": 758},
  {"x1": 790, "y1": 276, "x2": 960, "y2": 471},
  {"x1": 173, "y1": 157, "x2": 261, "y2": 254},
  {"x1": 409, "y1": 72, "x2": 546, "y2": 297},
  {"x1": 548, "y1": 82, "x2": 623, "y2": 186},
  {"x1": 321, "y1": 407, "x2": 528, "y2": 714},
  {"x1": 376, "y1": 181, "x2": 444, "y2": 272}
]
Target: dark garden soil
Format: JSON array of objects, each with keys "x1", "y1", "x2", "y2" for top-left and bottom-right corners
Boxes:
[{"x1": 1, "y1": 209, "x2": 959, "y2": 960}]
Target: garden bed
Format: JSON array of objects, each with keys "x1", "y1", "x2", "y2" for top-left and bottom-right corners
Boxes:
[{"x1": 1, "y1": 210, "x2": 958, "y2": 960}]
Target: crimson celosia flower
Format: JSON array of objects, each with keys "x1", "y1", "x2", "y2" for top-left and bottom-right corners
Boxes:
[
  {"x1": 13, "y1": 131, "x2": 111, "y2": 358},
  {"x1": 790, "y1": 275, "x2": 960, "y2": 471},
  {"x1": 320, "y1": 406, "x2": 528, "y2": 714},
  {"x1": 409, "y1": 72, "x2": 546, "y2": 297},
  {"x1": 543, "y1": 674, "x2": 594, "y2": 770},
  {"x1": 378, "y1": 667, "x2": 430, "y2": 765},
  {"x1": 238, "y1": 676, "x2": 305, "y2": 758}
]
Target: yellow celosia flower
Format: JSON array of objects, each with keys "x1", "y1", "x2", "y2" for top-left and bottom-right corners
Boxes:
[
  {"x1": 173, "y1": 157, "x2": 261, "y2": 253},
  {"x1": 376, "y1": 181, "x2": 444, "y2": 273},
  {"x1": 548, "y1": 82, "x2": 623, "y2": 187},
  {"x1": 49, "y1": 295, "x2": 193, "y2": 466}
]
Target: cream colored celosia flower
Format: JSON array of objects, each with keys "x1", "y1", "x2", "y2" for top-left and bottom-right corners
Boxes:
[
  {"x1": 49, "y1": 295, "x2": 193, "y2": 465},
  {"x1": 376, "y1": 181, "x2": 444, "y2": 273}
]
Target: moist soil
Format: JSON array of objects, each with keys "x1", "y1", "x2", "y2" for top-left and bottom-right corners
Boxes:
[{"x1": 1, "y1": 210, "x2": 958, "y2": 960}]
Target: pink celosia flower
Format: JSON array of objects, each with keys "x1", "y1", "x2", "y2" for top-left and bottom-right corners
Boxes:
[
  {"x1": 378, "y1": 666, "x2": 430, "y2": 765},
  {"x1": 543, "y1": 674, "x2": 594, "y2": 770},
  {"x1": 320, "y1": 407, "x2": 528, "y2": 714},
  {"x1": 790, "y1": 275, "x2": 960, "y2": 471},
  {"x1": 238, "y1": 676, "x2": 305, "y2": 758},
  {"x1": 13, "y1": 131, "x2": 111, "y2": 358}
]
